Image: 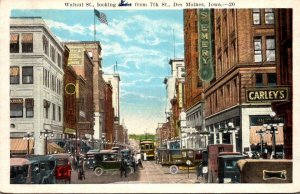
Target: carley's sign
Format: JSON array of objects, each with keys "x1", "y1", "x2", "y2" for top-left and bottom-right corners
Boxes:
[{"x1": 246, "y1": 87, "x2": 289, "y2": 103}]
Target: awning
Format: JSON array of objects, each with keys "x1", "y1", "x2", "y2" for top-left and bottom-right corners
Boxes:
[
  {"x1": 249, "y1": 126, "x2": 284, "y2": 145},
  {"x1": 22, "y1": 33, "x2": 33, "y2": 43},
  {"x1": 47, "y1": 142, "x2": 64, "y2": 154},
  {"x1": 10, "y1": 34, "x2": 19, "y2": 44},
  {"x1": 10, "y1": 139, "x2": 34, "y2": 154}
]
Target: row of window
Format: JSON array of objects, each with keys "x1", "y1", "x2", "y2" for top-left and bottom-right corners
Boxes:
[
  {"x1": 253, "y1": 9, "x2": 274, "y2": 25},
  {"x1": 10, "y1": 66, "x2": 33, "y2": 84},
  {"x1": 254, "y1": 37, "x2": 275, "y2": 62},
  {"x1": 255, "y1": 73, "x2": 276, "y2": 87},
  {"x1": 10, "y1": 98, "x2": 62, "y2": 122},
  {"x1": 10, "y1": 33, "x2": 62, "y2": 68},
  {"x1": 43, "y1": 68, "x2": 63, "y2": 95}
]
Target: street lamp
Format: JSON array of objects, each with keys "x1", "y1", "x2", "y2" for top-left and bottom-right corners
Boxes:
[
  {"x1": 40, "y1": 129, "x2": 54, "y2": 155},
  {"x1": 256, "y1": 129, "x2": 266, "y2": 155},
  {"x1": 263, "y1": 111, "x2": 283, "y2": 159},
  {"x1": 23, "y1": 132, "x2": 34, "y2": 155}
]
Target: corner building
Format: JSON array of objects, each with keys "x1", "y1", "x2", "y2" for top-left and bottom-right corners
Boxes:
[{"x1": 204, "y1": 9, "x2": 283, "y2": 153}]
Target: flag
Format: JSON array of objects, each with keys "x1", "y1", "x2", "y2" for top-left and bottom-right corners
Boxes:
[{"x1": 94, "y1": 9, "x2": 108, "y2": 25}]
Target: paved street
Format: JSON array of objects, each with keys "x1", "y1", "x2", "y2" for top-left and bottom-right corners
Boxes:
[{"x1": 70, "y1": 160, "x2": 199, "y2": 184}]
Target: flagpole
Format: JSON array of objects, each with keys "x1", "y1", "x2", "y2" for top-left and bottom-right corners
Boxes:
[{"x1": 94, "y1": 8, "x2": 96, "y2": 41}]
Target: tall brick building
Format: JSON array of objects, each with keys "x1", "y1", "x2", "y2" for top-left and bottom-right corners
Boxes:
[{"x1": 203, "y1": 9, "x2": 283, "y2": 153}]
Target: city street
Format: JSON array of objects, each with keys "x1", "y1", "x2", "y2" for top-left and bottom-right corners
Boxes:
[{"x1": 70, "y1": 161, "x2": 199, "y2": 184}]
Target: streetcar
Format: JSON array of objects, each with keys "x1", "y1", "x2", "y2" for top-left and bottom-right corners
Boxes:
[{"x1": 139, "y1": 139, "x2": 155, "y2": 160}]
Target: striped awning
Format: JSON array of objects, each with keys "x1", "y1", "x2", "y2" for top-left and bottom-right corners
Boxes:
[
  {"x1": 249, "y1": 126, "x2": 284, "y2": 145},
  {"x1": 47, "y1": 142, "x2": 64, "y2": 154},
  {"x1": 10, "y1": 139, "x2": 34, "y2": 154}
]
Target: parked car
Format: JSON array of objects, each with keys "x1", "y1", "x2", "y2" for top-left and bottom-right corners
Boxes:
[
  {"x1": 217, "y1": 155, "x2": 244, "y2": 183},
  {"x1": 93, "y1": 150, "x2": 133, "y2": 176},
  {"x1": 26, "y1": 155, "x2": 57, "y2": 184},
  {"x1": 51, "y1": 153, "x2": 72, "y2": 183},
  {"x1": 10, "y1": 158, "x2": 31, "y2": 184}
]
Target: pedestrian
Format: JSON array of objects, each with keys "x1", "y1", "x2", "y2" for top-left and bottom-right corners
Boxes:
[
  {"x1": 136, "y1": 152, "x2": 143, "y2": 169},
  {"x1": 132, "y1": 154, "x2": 137, "y2": 172},
  {"x1": 77, "y1": 157, "x2": 86, "y2": 180},
  {"x1": 120, "y1": 158, "x2": 128, "y2": 178}
]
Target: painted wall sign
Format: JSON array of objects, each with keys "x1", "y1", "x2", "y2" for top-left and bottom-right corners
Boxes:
[
  {"x1": 198, "y1": 9, "x2": 214, "y2": 82},
  {"x1": 246, "y1": 87, "x2": 289, "y2": 103}
]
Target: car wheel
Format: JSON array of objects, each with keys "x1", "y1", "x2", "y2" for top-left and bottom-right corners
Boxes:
[
  {"x1": 169, "y1": 165, "x2": 179, "y2": 174},
  {"x1": 94, "y1": 167, "x2": 104, "y2": 176}
]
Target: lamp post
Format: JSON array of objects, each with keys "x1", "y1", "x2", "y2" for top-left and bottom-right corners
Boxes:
[
  {"x1": 23, "y1": 132, "x2": 34, "y2": 155},
  {"x1": 256, "y1": 129, "x2": 266, "y2": 155},
  {"x1": 263, "y1": 111, "x2": 283, "y2": 159},
  {"x1": 40, "y1": 129, "x2": 54, "y2": 155}
]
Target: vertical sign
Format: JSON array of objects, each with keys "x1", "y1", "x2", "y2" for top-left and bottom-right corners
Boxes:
[
  {"x1": 198, "y1": 9, "x2": 214, "y2": 82},
  {"x1": 178, "y1": 82, "x2": 183, "y2": 108}
]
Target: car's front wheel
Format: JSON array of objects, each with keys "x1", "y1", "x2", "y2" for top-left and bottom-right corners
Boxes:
[
  {"x1": 94, "y1": 167, "x2": 104, "y2": 176},
  {"x1": 169, "y1": 165, "x2": 179, "y2": 174}
]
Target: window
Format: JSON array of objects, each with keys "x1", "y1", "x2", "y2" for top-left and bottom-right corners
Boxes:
[
  {"x1": 42, "y1": 35, "x2": 49, "y2": 56},
  {"x1": 52, "y1": 103, "x2": 56, "y2": 121},
  {"x1": 88, "y1": 51, "x2": 93, "y2": 59},
  {"x1": 266, "y1": 37, "x2": 275, "y2": 61},
  {"x1": 25, "y1": 98, "x2": 34, "y2": 118},
  {"x1": 265, "y1": 9, "x2": 274, "y2": 24},
  {"x1": 253, "y1": 9, "x2": 261, "y2": 25},
  {"x1": 44, "y1": 100, "x2": 50, "y2": 119},
  {"x1": 268, "y1": 73, "x2": 277, "y2": 86},
  {"x1": 256, "y1": 73, "x2": 263, "y2": 87},
  {"x1": 22, "y1": 66, "x2": 33, "y2": 84},
  {"x1": 21, "y1": 33, "x2": 33, "y2": 53},
  {"x1": 57, "y1": 53, "x2": 62, "y2": 68},
  {"x1": 10, "y1": 66, "x2": 20, "y2": 84},
  {"x1": 10, "y1": 98, "x2": 23, "y2": 118},
  {"x1": 50, "y1": 46, "x2": 55, "y2": 62},
  {"x1": 254, "y1": 37, "x2": 262, "y2": 62},
  {"x1": 10, "y1": 33, "x2": 19, "y2": 53},
  {"x1": 58, "y1": 106, "x2": 61, "y2": 122}
]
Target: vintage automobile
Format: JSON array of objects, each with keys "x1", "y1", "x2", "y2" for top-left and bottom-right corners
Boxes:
[
  {"x1": 93, "y1": 150, "x2": 133, "y2": 176},
  {"x1": 51, "y1": 153, "x2": 72, "y2": 183},
  {"x1": 27, "y1": 155, "x2": 57, "y2": 184},
  {"x1": 237, "y1": 159, "x2": 292, "y2": 183},
  {"x1": 161, "y1": 149, "x2": 204, "y2": 174},
  {"x1": 217, "y1": 154, "x2": 244, "y2": 183},
  {"x1": 10, "y1": 158, "x2": 31, "y2": 184},
  {"x1": 155, "y1": 147, "x2": 167, "y2": 164}
]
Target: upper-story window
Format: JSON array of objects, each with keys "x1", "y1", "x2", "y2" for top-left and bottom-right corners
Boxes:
[
  {"x1": 21, "y1": 33, "x2": 33, "y2": 53},
  {"x1": 50, "y1": 46, "x2": 56, "y2": 62},
  {"x1": 254, "y1": 37, "x2": 262, "y2": 62},
  {"x1": 265, "y1": 9, "x2": 274, "y2": 24},
  {"x1": 10, "y1": 66, "x2": 20, "y2": 84},
  {"x1": 25, "y1": 98, "x2": 34, "y2": 118},
  {"x1": 255, "y1": 73, "x2": 263, "y2": 87},
  {"x1": 10, "y1": 34, "x2": 19, "y2": 53},
  {"x1": 43, "y1": 35, "x2": 49, "y2": 56},
  {"x1": 22, "y1": 66, "x2": 33, "y2": 84},
  {"x1": 253, "y1": 9, "x2": 261, "y2": 25},
  {"x1": 268, "y1": 73, "x2": 277, "y2": 86},
  {"x1": 10, "y1": 98, "x2": 23, "y2": 118},
  {"x1": 266, "y1": 37, "x2": 275, "y2": 61},
  {"x1": 57, "y1": 53, "x2": 62, "y2": 68}
]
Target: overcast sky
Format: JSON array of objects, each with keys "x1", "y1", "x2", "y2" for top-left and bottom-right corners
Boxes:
[{"x1": 12, "y1": 9, "x2": 184, "y2": 134}]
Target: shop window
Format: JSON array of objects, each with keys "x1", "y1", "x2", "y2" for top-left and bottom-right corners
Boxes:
[
  {"x1": 10, "y1": 33, "x2": 19, "y2": 53},
  {"x1": 254, "y1": 37, "x2": 262, "y2": 62},
  {"x1": 22, "y1": 66, "x2": 33, "y2": 84},
  {"x1": 256, "y1": 73, "x2": 263, "y2": 87},
  {"x1": 10, "y1": 98, "x2": 23, "y2": 118},
  {"x1": 25, "y1": 98, "x2": 34, "y2": 118},
  {"x1": 10, "y1": 66, "x2": 20, "y2": 84},
  {"x1": 266, "y1": 37, "x2": 275, "y2": 62},
  {"x1": 21, "y1": 33, "x2": 33, "y2": 53},
  {"x1": 42, "y1": 35, "x2": 49, "y2": 56},
  {"x1": 265, "y1": 9, "x2": 274, "y2": 24},
  {"x1": 268, "y1": 73, "x2": 277, "y2": 86},
  {"x1": 253, "y1": 9, "x2": 261, "y2": 25}
]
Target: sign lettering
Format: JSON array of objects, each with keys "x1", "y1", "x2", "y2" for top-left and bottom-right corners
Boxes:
[{"x1": 246, "y1": 87, "x2": 289, "y2": 103}]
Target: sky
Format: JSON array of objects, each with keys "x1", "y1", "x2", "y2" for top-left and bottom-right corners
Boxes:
[{"x1": 11, "y1": 9, "x2": 184, "y2": 135}]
